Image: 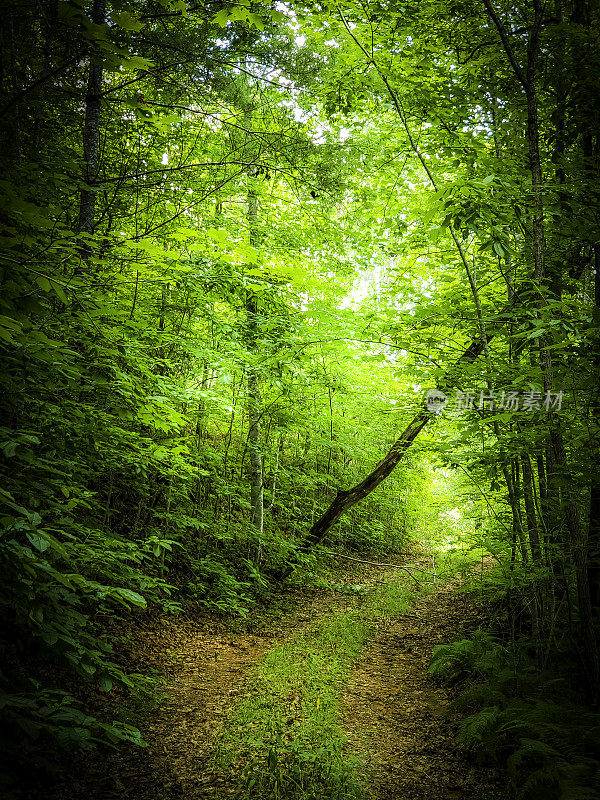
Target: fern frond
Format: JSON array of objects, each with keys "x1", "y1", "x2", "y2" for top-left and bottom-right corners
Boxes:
[
  {"x1": 451, "y1": 681, "x2": 508, "y2": 713},
  {"x1": 508, "y1": 737, "x2": 562, "y2": 773},
  {"x1": 558, "y1": 788, "x2": 600, "y2": 800},
  {"x1": 429, "y1": 630, "x2": 504, "y2": 678},
  {"x1": 517, "y1": 760, "x2": 564, "y2": 799},
  {"x1": 456, "y1": 706, "x2": 501, "y2": 751},
  {"x1": 429, "y1": 638, "x2": 477, "y2": 676}
]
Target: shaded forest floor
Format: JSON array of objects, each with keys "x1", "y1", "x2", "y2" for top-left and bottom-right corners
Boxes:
[
  {"x1": 47, "y1": 555, "x2": 508, "y2": 800},
  {"x1": 342, "y1": 575, "x2": 505, "y2": 799}
]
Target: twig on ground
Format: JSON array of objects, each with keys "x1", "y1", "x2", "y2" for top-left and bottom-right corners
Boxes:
[{"x1": 321, "y1": 551, "x2": 430, "y2": 586}]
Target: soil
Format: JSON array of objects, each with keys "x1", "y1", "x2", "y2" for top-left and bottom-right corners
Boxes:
[
  {"x1": 45, "y1": 557, "x2": 508, "y2": 800},
  {"x1": 342, "y1": 575, "x2": 507, "y2": 800}
]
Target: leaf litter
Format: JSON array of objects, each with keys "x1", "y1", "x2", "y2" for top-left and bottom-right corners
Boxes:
[{"x1": 49, "y1": 559, "x2": 508, "y2": 800}]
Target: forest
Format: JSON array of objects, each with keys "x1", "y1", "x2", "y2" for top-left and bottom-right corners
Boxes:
[{"x1": 0, "y1": 0, "x2": 599, "y2": 798}]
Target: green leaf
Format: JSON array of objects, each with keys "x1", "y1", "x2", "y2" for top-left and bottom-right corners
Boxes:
[
  {"x1": 212, "y1": 9, "x2": 229, "y2": 26},
  {"x1": 113, "y1": 11, "x2": 144, "y2": 32},
  {"x1": 50, "y1": 280, "x2": 68, "y2": 304},
  {"x1": 27, "y1": 532, "x2": 49, "y2": 552},
  {"x1": 113, "y1": 588, "x2": 147, "y2": 609}
]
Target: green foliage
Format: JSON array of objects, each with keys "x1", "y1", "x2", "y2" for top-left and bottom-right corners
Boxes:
[
  {"x1": 429, "y1": 631, "x2": 506, "y2": 680},
  {"x1": 0, "y1": 0, "x2": 411, "y2": 784},
  {"x1": 2, "y1": 0, "x2": 600, "y2": 794},
  {"x1": 430, "y1": 631, "x2": 600, "y2": 799},
  {"x1": 0, "y1": 687, "x2": 146, "y2": 750}
]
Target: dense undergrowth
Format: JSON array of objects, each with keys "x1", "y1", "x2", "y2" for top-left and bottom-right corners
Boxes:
[
  {"x1": 0, "y1": 314, "x2": 418, "y2": 796},
  {"x1": 0, "y1": 440, "x2": 412, "y2": 799},
  {"x1": 430, "y1": 563, "x2": 600, "y2": 800}
]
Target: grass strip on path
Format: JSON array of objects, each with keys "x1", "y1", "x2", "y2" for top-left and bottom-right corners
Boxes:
[{"x1": 211, "y1": 565, "x2": 433, "y2": 800}]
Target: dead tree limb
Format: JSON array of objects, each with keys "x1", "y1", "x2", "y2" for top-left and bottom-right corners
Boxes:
[
  {"x1": 323, "y1": 551, "x2": 428, "y2": 585},
  {"x1": 276, "y1": 317, "x2": 505, "y2": 581}
]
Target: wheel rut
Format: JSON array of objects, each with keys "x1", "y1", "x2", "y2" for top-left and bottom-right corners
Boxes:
[
  {"x1": 51, "y1": 561, "x2": 393, "y2": 800},
  {"x1": 342, "y1": 578, "x2": 506, "y2": 800}
]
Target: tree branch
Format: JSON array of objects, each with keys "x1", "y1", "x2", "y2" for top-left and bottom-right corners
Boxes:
[{"x1": 481, "y1": 0, "x2": 529, "y2": 90}]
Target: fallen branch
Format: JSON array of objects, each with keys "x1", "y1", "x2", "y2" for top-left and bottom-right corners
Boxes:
[
  {"x1": 322, "y1": 551, "x2": 428, "y2": 585},
  {"x1": 277, "y1": 289, "x2": 529, "y2": 582}
]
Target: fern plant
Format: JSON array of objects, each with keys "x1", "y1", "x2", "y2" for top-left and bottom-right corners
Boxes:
[
  {"x1": 429, "y1": 629, "x2": 507, "y2": 680},
  {"x1": 430, "y1": 631, "x2": 600, "y2": 800}
]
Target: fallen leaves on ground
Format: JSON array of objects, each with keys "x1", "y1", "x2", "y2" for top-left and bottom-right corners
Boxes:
[{"x1": 342, "y1": 576, "x2": 507, "y2": 800}]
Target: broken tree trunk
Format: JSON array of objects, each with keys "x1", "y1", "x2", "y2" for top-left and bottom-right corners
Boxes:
[
  {"x1": 277, "y1": 322, "x2": 496, "y2": 580},
  {"x1": 303, "y1": 410, "x2": 431, "y2": 551}
]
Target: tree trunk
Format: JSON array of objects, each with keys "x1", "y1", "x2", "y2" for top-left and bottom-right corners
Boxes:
[
  {"x1": 503, "y1": 460, "x2": 528, "y2": 563},
  {"x1": 77, "y1": 0, "x2": 106, "y2": 240},
  {"x1": 552, "y1": 425, "x2": 600, "y2": 703},
  {"x1": 537, "y1": 451, "x2": 548, "y2": 523},
  {"x1": 483, "y1": 0, "x2": 600, "y2": 705},
  {"x1": 522, "y1": 453, "x2": 542, "y2": 562},
  {"x1": 589, "y1": 249, "x2": 600, "y2": 608},
  {"x1": 7, "y1": 15, "x2": 22, "y2": 163},
  {"x1": 32, "y1": 0, "x2": 59, "y2": 152},
  {"x1": 247, "y1": 339, "x2": 264, "y2": 534},
  {"x1": 589, "y1": 482, "x2": 600, "y2": 609},
  {"x1": 243, "y1": 88, "x2": 265, "y2": 535},
  {"x1": 264, "y1": 435, "x2": 283, "y2": 514}
]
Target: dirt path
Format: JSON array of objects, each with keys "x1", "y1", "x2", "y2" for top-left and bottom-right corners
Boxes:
[
  {"x1": 342, "y1": 578, "x2": 507, "y2": 800},
  {"x1": 52, "y1": 561, "x2": 396, "y2": 800},
  {"x1": 50, "y1": 560, "x2": 507, "y2": 800}
]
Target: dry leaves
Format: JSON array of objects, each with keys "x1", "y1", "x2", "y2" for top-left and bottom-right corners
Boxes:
[{"x1": 342, "y1": 580, "x2": 506, "y2": 800}]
